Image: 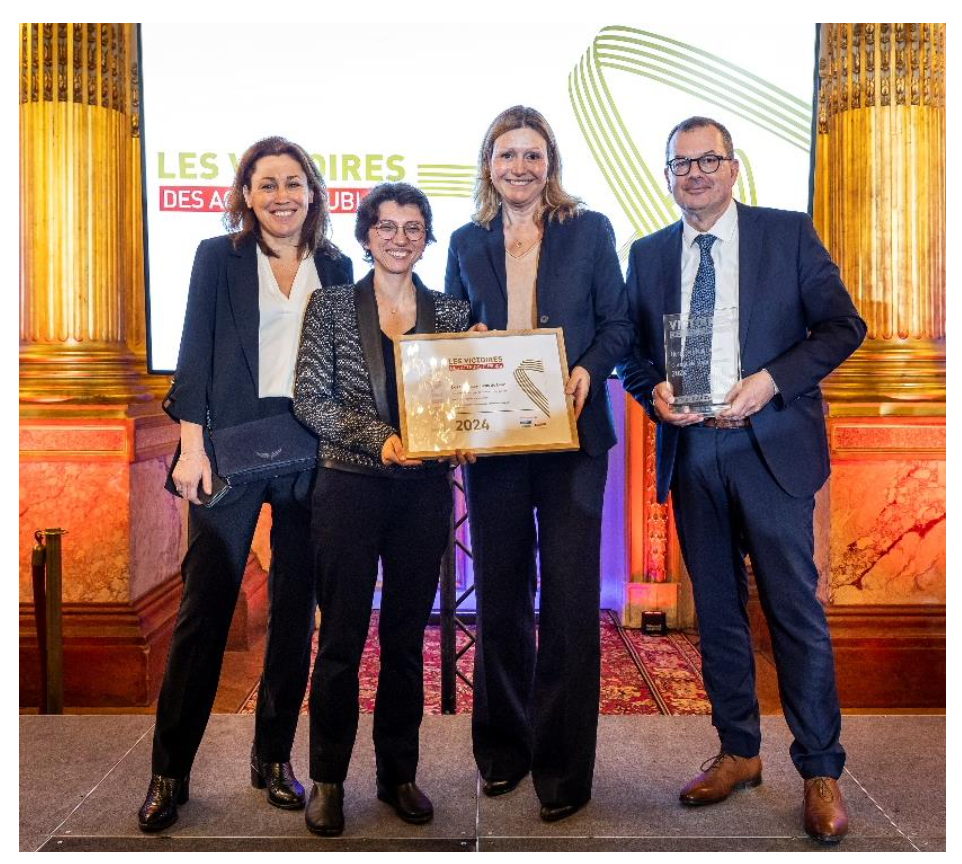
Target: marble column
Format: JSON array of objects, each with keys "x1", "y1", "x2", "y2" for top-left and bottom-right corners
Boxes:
[
  {"x1": 814, "y1": 23, "x2": 945, "y2": 608},
  {"x1": 18, "y1": 24, "x2": 186, "y2": 707},
  {"x1": 804, "y1": 24, "x2": 944, "y2": 707}
]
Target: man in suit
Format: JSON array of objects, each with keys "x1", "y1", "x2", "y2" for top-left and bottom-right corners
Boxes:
[{"x1": 618, "y1": 117, "x2": 866, "y2": 844}]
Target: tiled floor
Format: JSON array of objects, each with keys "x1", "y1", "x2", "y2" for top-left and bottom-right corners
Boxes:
[{"x1": 20, "y1": 714, "x2": 944, "y2": 852}]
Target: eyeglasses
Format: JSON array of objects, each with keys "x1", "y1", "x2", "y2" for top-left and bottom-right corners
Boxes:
[
  {"x1": 374, "y1": 221, "x2": 426, "y2": 241},
  {"x1": 666, "y1": 155, "x2": 734, "y2": 176}
]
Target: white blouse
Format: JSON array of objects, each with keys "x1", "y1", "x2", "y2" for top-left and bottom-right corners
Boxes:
[{"x1": 256, "y1": 244, "x2": 321, "y2": 398}]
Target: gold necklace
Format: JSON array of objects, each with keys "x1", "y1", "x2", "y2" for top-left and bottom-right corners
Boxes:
[{"x1": 377, "y1": 286, "x2": 411, "y2": 316}]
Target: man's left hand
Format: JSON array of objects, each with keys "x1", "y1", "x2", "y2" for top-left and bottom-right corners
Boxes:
[
  {"x1": 566, "y1": 366, "x2": 591, "y2": 421},
  {"x1": 719, "y1": 370, "x2": 777, "y2": 420}
]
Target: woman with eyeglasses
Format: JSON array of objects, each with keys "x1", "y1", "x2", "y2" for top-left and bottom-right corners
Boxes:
[{"x1": 293, "y1": 182, "x2": 471, "y2": 836}]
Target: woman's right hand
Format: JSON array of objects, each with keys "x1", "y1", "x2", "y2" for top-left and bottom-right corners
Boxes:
[
  {"x1": 381, "y1": 435, "x2": 422, "y2": 467},
  {"x1": 174, "y1": 421, "x2": 213, "y2": 504},
  {"x1": 172, "y1": 450, "x2": 212, "y2": 505}
]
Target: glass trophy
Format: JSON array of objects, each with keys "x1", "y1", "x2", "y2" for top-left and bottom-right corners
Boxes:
[{"x1": 663, "y1": 307, "x2": 740, "y2": 415}]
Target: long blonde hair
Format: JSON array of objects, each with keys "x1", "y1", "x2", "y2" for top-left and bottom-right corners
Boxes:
[{"x1": 472, "y1": 105, "x2": 583, "y2": 228}]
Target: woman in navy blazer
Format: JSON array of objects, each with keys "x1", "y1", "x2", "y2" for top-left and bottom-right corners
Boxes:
[
  {"x1": 138, "y1": 137, "x2": 353, "y2": 832},
  {"x1": 445, "y1": 106, "x2": 632, "y2": 821}
]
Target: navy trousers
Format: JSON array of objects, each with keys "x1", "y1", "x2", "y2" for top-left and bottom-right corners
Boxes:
[
  {"x1": 466, "y1": 449, "x2": 608, "y2": 806},
  {"x1": 672, "y1": 425, "x2": 845, "y2": 779},
  {"x1": 152, "y1": 472, "x2": 316, "y2": 777}
]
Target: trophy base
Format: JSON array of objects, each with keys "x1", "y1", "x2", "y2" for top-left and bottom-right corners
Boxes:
[{"x1": 673, "y1": 400, "x2": 731, "y2": 417}]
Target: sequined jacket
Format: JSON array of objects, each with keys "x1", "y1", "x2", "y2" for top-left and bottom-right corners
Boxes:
[{"x1": 294, "y1": 270, "x2": 471, "y2": 476}]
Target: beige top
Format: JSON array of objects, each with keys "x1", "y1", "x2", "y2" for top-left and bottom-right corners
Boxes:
[{"x1": 505, "y1": 240, "x2": 541, "y2": 330}]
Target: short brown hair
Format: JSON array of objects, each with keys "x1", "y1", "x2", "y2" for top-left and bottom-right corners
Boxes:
[
  {"x1": 472, "y1": 105, "x2": 582, "y2": 228},
  {"x1": 223, "y1": 136, "x2": 339, "y2": 259},
  {"x1": 354, "y1": 183, "x2": 436, "y2": 264},
  {"x1": 665, "y1": 117, "x2": 735, "y2": 162}
]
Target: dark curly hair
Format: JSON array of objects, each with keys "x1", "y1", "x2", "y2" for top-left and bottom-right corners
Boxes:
[
  {"x1": 354, "y1": 182, "x2": 436, "y2": 264},
  {"x1": 223, "y1": 136, "x2": 340, "y2": 259}
]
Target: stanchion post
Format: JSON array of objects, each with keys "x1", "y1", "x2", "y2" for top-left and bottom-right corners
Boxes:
[
  {"x1": 31, "y1": 531, "x2": 48, "y2": 713},
  {"x1": 43, "y1": 528, "x2": 66, "y2": 714}
]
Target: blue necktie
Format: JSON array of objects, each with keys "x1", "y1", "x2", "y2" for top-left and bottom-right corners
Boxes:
[{"x1": 683, "y1": 233, "x2": 718, "y2": 397}]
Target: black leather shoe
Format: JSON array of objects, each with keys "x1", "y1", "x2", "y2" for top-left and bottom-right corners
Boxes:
[
  {"x1": 482, "y1": 772, "x2": 528, "y2": 797},
  {"x1": 305, "y1": 782, "x2": 344, "y2": 836},
  {"x1": 138, "y1": 774, "x2": 189, "y2": 833},
  {"x1": 376, "y1": 781, "x2": 433, "y2": 824},
  {"x1": 539, "y1": 799, "x2": 588, "y2": 823},
  {"x1": 250, "y1": 748, "x2": 306, "y2": 810}
]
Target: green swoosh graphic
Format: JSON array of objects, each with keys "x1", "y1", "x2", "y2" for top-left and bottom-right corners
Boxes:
[
  {"x1": 417, "y1": 164, "x2": 476, "y2": 198},
  {"x1": 570, "y1": 27, "x2": 810, "y2": 244}
]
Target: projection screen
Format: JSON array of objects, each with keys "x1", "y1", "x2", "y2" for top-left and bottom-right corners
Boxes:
[{"x1": 141, "y1": 23, "x2": 817, "y2": 372}]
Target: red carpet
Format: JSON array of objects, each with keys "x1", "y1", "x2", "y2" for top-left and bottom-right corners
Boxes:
[{"x1": 238, "y1": 610, "x2": 709, "y2": 716}]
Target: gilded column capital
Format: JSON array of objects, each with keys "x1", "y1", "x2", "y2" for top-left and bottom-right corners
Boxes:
[{"x1": 20, "y1": 23, "x2": 152, "y2": 405}]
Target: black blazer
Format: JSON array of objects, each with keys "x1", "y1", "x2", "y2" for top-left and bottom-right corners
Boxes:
[
  {"x1": 445, "y1": 209, "x2": 633, "y2": 457},
  {"x1": 162, "y1": 234, "x2": 353, "y2": 482},
  {"x1": 294, "y1": 270, "x2": 471, "y2": 476},
  {"x1": 617, "y1": 202, "x2": 866, "y2": 502}
]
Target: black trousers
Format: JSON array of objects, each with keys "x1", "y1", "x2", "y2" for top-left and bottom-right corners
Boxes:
[
  {"x1": 673, "y1": 426, "x2": 846, "y2": 779},
  {"x1": 465, "y1": 449, "x2": 608, "y2": 807},
  {"x1": 309, "y1": 467, "x2": 452, "y2": 784},
  {"x1": 151, "y1": 473, "x2": 315, "y2": 777}
]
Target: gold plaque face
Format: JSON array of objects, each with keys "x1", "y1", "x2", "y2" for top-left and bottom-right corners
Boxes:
[{"x1": 395, "y1": 329, "x2": 580, "y2": 459}]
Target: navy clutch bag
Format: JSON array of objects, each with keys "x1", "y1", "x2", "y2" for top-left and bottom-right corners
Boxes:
[{"x1": 210, "y1": 413, "x2": 318, "y2": 487}]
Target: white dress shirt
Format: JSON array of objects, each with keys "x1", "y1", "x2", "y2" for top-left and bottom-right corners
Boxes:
[
  {"x1": 257, "y1": 245, "x2": 321, "y2": 398},
  {"x1": 680, "y1": 198, "x2": 739, "y2": 396}
]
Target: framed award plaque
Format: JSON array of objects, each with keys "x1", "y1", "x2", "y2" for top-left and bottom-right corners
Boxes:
[{"x1": 394, "y1": 329, "x2": 580, "y2": 459}]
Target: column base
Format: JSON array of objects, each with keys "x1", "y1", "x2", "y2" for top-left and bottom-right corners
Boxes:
[
  {"x1": 748, "y1": 400, "x2": 945, "y2": 709},
  {"x1": 623, "y1": 582, "x2": 680, "y2": 630},
  {"x1": 19, "y1": 555, "x2": 270, "y2": 708},
  {"x1": 822, "y1": 339, "x2": 945, "y2": 402},
  {"x1": 20, "y1": 343, "x2": 153, "y2": 405},
  {"x1": 749, "y1": 599, "x2": 945, "y2": 709}
]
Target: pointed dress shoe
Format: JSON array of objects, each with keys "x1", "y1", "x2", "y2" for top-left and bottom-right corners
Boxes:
[
  {"x1": 305, "y1": 782, "x2": 345, "y2": 836},
  {"x1": 539, "y1": 799, "x2": 589, "y2": 823},
  {"x1": 376, "y1": 781, "x2": 434, "y2": 824},
  {"x1": 250, "y1": 748, "x2": 306, "y2": 810},
  {"x1": 804, "y1": 776, "x2": 850, "y2": 844},
  {"x1": 680, "y1": 751, "x2": 762, "y2": 805},
  {"x1": 138, "y1": 773, "x2": 190, "y2": 832},
  {"x1": 482, "y1": 772, "x2": 528, "y2": 798}
]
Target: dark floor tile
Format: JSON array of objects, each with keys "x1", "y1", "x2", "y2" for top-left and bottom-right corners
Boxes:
[
  {"x1": 40, "y1": 836, "x2": 474, "y2": 852},
  {"x1": 478, "y1": 717, "x2": 902, "y2": 843},
  {"x1": 21, "y1": 834, "x2": 49, "y2": 854},
  {"x1": 478, "y1": 836, "x2": 918, "y2": 852},
  {"x1": 53, "y1": 715, "x2": 477, "y2": 843},
  {"x1": 840, "y1": 715, "x2": 944, "y2": 848},
  {"x1": 23, "y1": 713, "x2": 944, "y2": 853},
  {"x1": 20, "y1": 715, "x2": 155, "y2": 851}
]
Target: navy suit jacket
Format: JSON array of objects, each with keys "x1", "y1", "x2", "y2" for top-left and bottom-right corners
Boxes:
[
  {"x1": 617, "y1": 202, "x2": 866, "y2": 502},
  {"x1": 445, "y1": 209, "x2": 633, "y2": 456},
  {"x1": 164, "y1": 234, "x2": 354, "y2": 429},
  {"x1": 162, "y1": 234, "x2": 353, "y2": 490}
]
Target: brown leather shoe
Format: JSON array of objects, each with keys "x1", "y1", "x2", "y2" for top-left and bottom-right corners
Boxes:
[
  {"x1": 679, "y1": 752, "x2": 762, "y2": 805},
  {"x1": 804, "y1": 777, "x2": 849, "y2": 844}
]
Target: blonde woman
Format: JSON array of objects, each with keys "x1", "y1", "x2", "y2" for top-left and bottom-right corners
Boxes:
[{"x1": 445, "y1": 106, "x2": 632, "y2": 822}]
